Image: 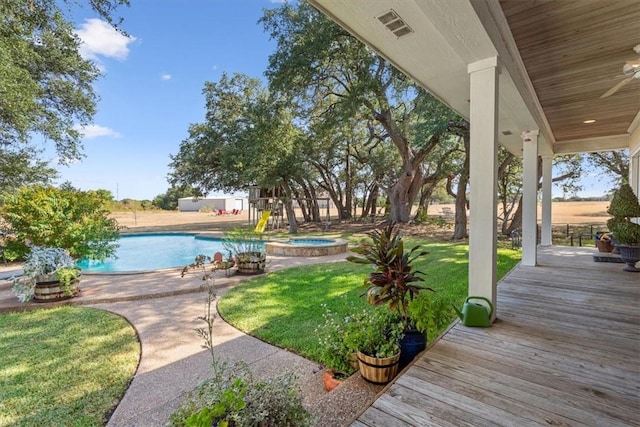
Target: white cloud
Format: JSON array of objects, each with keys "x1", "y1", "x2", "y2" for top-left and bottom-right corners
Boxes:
[
  {"x1": 161, "y1": 73, "x2": 172, "y2": 81},
  {"x1": 212, "y1": 65, "x2": 218, "y2": 71},
  {"x1": 75, "y1": 19, "x2": 136, "y2": 62},
  {"x1": 74, "y1": 124, "x2": 121, "y2": 139}
]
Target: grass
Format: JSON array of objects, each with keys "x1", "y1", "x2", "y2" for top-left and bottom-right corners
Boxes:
[
  {"x1": 0, "y1": 306, "x2": 140, "y2": 427},
  {"x1": 218, "y1": 237, "x2": 521, "y2": 369}
]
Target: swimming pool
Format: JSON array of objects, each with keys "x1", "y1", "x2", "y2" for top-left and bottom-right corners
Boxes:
[{"x1": 77, "y1": 233, "x2": 240, "y2": 273}]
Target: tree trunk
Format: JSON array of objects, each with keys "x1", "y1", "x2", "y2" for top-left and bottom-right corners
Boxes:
[
  {"x1": 280, "y1": 180, "x2": 298, "y2": 234},
  {"x1": 386, "y1": 161, "x2": 428, "y2": 223},
  {"x1": 343, "y1": 140, "x2": 353, "y2": 220},
  {"x1": 413, "y1": 186, "x2": 433, "y2": 222},
  {"x1": 361, "y1": 182, "x2": 379, "y2": 218},
  {"x1": 504, "y1": 194, "x2": 523, "y2": 236},
  {"x1": 452, "y1": 134, "x2": 470, "y2": 240},
  {"x1": 453, "y1": 179, "x2": 468, "y2": 240},
  {"x1": 375, "y1": 109, "x2": 440, "y2": 223}
]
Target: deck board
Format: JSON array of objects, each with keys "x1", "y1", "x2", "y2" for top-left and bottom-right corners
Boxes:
[{"x1": 352, "y1": 246, "x2": 640, "y2": 426}]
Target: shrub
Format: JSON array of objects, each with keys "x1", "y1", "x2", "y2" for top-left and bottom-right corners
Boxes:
[
  {"x1": 317, "y1": 304, "x2": 369, "y2": 374},
  {"x1": 607, "y1": 183, "x2": 640, "y2": 245},
  {"x1": 1, "y1": 185, "x2": 119, "y2": 260},
  {"x1": 169, "y1": 361, "x2": 312, "y2": 427}
]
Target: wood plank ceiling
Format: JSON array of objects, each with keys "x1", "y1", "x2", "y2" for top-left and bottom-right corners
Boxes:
[{"x1": 500, "y1": 0, "x2": 640, "y2": 144}]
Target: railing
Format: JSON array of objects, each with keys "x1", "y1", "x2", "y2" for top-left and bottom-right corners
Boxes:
[{"x1": 510, "y1": 224, "x2": 609, "y2": 248}]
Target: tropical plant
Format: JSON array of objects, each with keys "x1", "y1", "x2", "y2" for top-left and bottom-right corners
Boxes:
[
  {"x1": 0, "y1": 185, "x2": 120, "y2": 261},
  {"x1": 347, "y1": 222, "x2": 433, "y2": 328},
  {"x1": 607, "y1": 183, "x2": 640, "y2": 245},
  {"x1": 11, "y1": 246, "x2": 80, "y2": 302}
]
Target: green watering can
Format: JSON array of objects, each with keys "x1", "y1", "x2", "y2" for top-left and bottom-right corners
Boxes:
[{"x1": 453, "y1": 296, "x2": 494, "y2": 327}]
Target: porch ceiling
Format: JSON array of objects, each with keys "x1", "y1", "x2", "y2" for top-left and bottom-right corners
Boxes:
[
  {"x1": 500, "y1": 0, "x2": 640, "y2": 154},
  {"x1": 308, "y1": 0, "x2": 640, "y2": 156}
]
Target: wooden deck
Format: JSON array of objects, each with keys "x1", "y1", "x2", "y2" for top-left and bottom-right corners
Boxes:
[{"x1": 352, "y1": 246, "x2": 640, "y2": 427}]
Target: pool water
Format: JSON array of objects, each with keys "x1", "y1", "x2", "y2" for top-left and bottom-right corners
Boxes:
[
  {"x1": 288, "y1": 238, "x2": 335, "y2": 245},
  {"x1": 77, "y1": 233, "x2": 240, "y2": 273}
]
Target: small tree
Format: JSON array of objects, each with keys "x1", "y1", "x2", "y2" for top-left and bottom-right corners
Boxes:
[
  {"x1": 1, "y1": 185, "x2": 119, "y2": 260},
  {"x1": 607, "y1": 183, "x2": 640, "y2": 245}
]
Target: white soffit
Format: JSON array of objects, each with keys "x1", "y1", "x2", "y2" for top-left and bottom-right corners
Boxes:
[{"x1": 309, "y1": 0, "x2": 544, "y2": 156}]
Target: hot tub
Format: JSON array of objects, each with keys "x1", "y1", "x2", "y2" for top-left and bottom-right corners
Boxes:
[{"x1": 265, "y1": 238, "x2": 348, "y2": 257}]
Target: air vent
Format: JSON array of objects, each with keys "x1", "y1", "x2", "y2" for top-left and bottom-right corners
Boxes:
[{"x1": 377, "y1": 10, "x2": 414, "y2": 38}]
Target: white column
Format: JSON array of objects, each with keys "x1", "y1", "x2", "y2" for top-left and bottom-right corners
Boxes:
[
  {"x1": 541, "y1": 155, "x2": 553, "y2": 246},
  {"x1": 468, "y1": 56, "x2": 499, "y2": 318},
  {"x1": 631, "y1": 153, "x2": 639, "y2": 201},
  {"x1": 522, "y1": 130, "x2": 539, "y2": 266}
]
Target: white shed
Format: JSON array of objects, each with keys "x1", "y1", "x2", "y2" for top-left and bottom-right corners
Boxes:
[{"x1": 178, "y1": 197, "x2": 247, "y2": 212}]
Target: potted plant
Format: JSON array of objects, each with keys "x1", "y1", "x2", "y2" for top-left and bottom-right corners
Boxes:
[
  {"x1": 355, "y1": 308, "x2": 404, "y2": 384},
  {"x1": 347, "y1": 222, "x2": 433, "y2": 370},
  {"x1": 222, "y1": 227, "x2": 266, "y2": 274},
  {"x1": 594, "y1": 232, "x2": 614, "y2": 253},
  {"x1": 607, "y1": 183, "x2": 640, "y2": 272},
  {"x1": 316, "y1": 304, "x2": 370, "y2": 390},
  {"x1": 12, "y1": 246, "x2": 81, "y2": 302}
]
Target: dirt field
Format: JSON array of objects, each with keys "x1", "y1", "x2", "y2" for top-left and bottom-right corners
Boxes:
[{"x1": 111, "y1": 201, "x2": 611, "y2": 232}]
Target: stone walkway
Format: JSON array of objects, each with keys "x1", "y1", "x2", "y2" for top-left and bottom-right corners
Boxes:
[{"x1": 0, "y1": 254, "x2": 382, "y2": 426}]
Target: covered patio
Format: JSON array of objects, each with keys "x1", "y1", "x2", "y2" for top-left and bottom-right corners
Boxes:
[
  {"x1": 307, "y1": 0, "x2": 640, "y2": 425},
  {"x1": 353, "y1": 246, "x2": 639, "y2": 426}
]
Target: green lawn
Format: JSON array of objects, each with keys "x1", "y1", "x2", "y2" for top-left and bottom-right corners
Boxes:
[
  {"x1": 218, "y1": 238, "x2": 521, "y2": 369},
  {"x1": 0, "y1": 306, "x2": 140, "y2": 427}
]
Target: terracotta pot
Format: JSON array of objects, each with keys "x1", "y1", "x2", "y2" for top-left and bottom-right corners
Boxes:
[
  {"x1": 322, "y1": 369, "x2": 344, "y2": 392},
  {"x1": 596, "y1": 239, "x2": 613, "y2": 253},
  {"x1": 357, "y1": 351, "x2": 400, "y2": 384}
]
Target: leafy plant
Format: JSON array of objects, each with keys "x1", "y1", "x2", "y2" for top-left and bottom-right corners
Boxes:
[
  {"x1": 184, "y1": 377, "x2": 247, "y2": 427},
  {"x1": 406, "y1": 292, "x2": 456, "y2": 341},
  {"x1": 347, "y1": 222, "x2": 433, "y2": 328},
  {"x1": 222, "y1": 227, "x2": 265, "y2": 263},
  {"x1": 11, "y1": 246, "x2": 80, "y2": 302},
  {"x1": 1, "y1": 185, "x2": 120, "y2": 260},
  {"x1": 175, "y1": 255, "x2": 312, "y2": 427},
  {"x1": 170, "y1": 361, "x2": 312, "y2": 427},
  {"x1": 607, "y1": 183, "x2": 640, "y2": 245},
  {"x1": 317, "y1": 304, "x2": 369, "y2": 374},
  {"x1": 357, "y1": 308, "x2": 403, "y2": 358}
]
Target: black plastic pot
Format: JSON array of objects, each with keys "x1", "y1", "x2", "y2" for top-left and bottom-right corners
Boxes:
[{"x1": 399, "y1": 328, "x2": 426, "y2": 371}]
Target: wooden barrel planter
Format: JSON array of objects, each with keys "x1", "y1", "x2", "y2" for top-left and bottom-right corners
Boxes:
[
  {"x1": 348, "y1": 352, "x2": 360, "y2": 371},
  {"x1": 235, "y1": 252, "x2": 266, "y2": 275},
  {"x1": 357, "y1": 351, "x2": 400, "y2": 384},
  {"x1": 34, "y1": 279, "x2": 80, "y2": 302}
]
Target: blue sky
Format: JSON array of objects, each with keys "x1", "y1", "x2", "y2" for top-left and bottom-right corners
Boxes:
[
  {"x1": 45, "y1": 0, "x2": 280, "y2": 200},
  {"x1": 45, "y1": 0, "x2": 611, "y2": 201}
]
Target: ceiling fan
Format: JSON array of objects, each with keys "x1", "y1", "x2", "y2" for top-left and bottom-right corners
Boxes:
[{"x1": 600, "y1": 44, "x2": 640, "y2": 98}]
